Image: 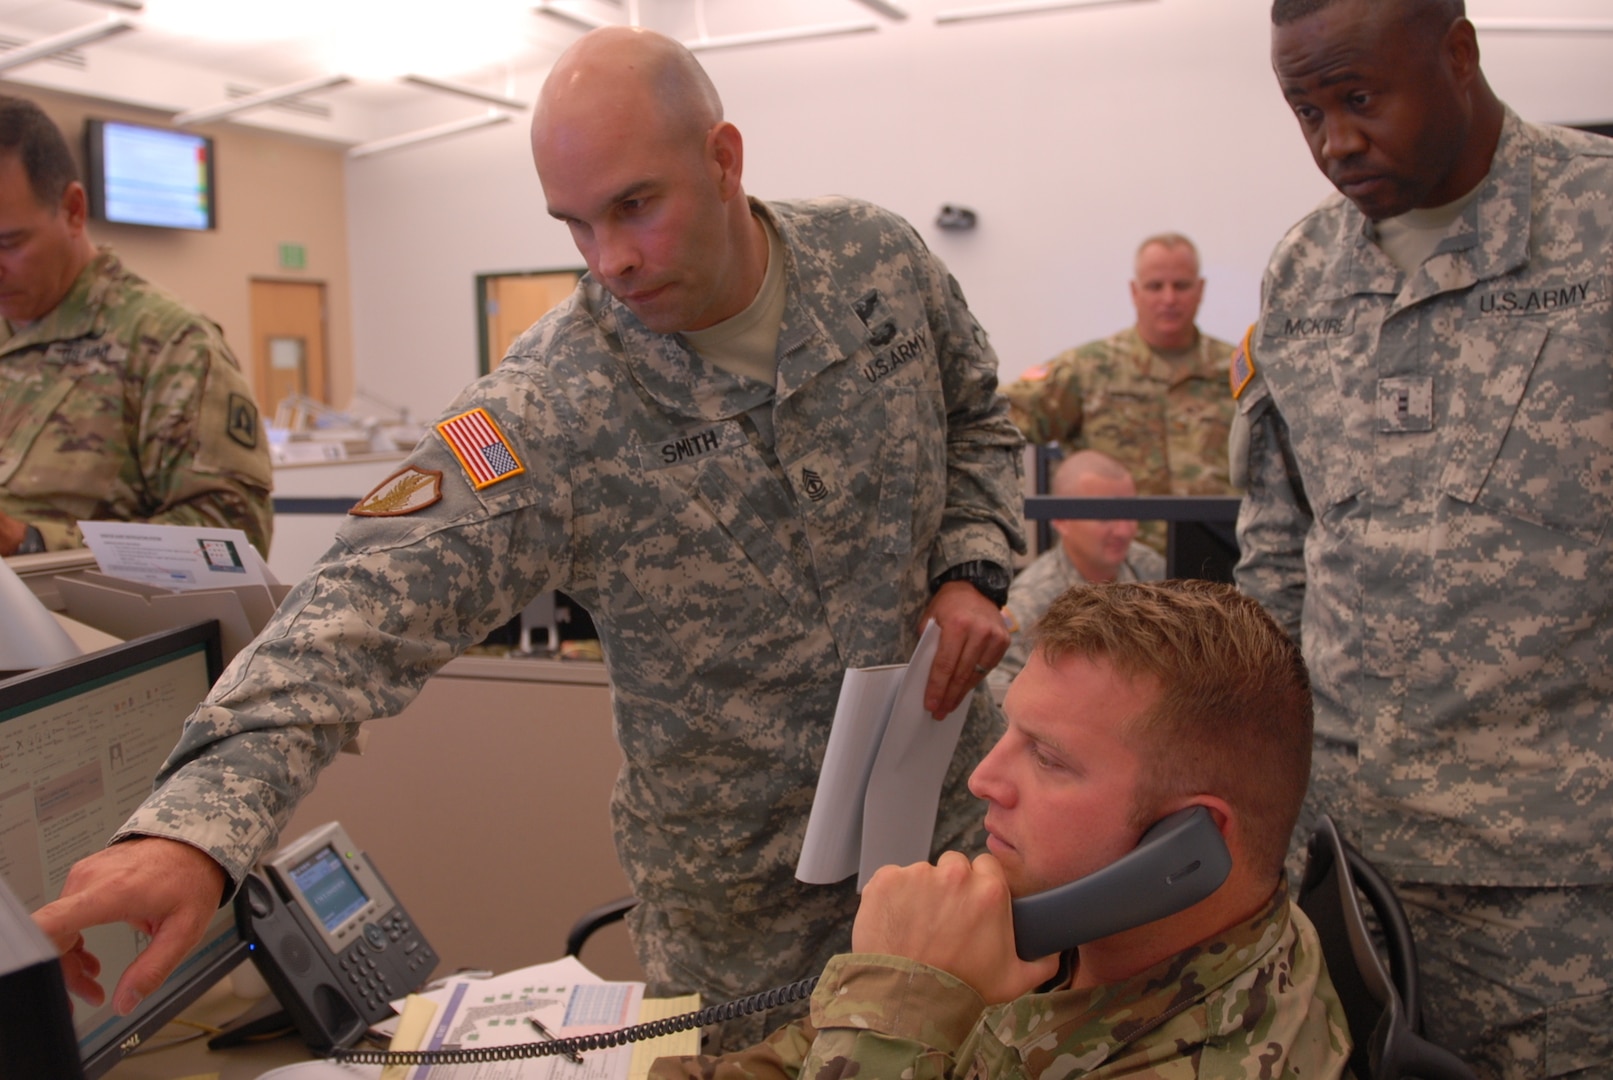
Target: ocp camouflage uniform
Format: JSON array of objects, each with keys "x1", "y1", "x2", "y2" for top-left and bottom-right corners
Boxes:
[
  {"x1": 1235, "y1": 110, "x2": 1613, "y2": 1078},
  {"x1": 117, "y1": 198, "x2": 1025, "y2": 1048},
  {"x1": 992, "y1": 541, "x2": 1164, "y2": 691},
  {"x1": 649, "y1": 883, "x2": 1354, "y2": 1080},
  {"x1": 1002, "y1": 327, "x2": 1235, "y2": 552},
  {"x1": 0, "y1": 248, "x2": 272, "y2": 555}
]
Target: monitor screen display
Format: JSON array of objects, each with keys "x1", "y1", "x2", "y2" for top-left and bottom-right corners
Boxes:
[
  {"x1": 84, "y1": 118, "x2": 216, "y2": 231},
  {"x1": 0, "y1": 621, "x2": 242, "y2": 1078}
]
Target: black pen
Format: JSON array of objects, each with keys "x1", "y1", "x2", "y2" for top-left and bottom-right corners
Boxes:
[{"x1": 528, "y1": 1016, "x2": 585, "y2": 1064}]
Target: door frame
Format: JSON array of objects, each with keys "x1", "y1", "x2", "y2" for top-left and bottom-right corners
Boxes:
[{"x1": 475, "y1": 268, "x2": 583, "y2": 376}]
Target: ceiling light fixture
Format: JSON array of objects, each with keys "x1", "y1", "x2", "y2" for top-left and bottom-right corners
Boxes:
[
  {"x1": 74, "y1": 0, "x2": 145, "y2": 10},
  {"x1": 0, "y1": 16, "x2": 135, "y2": 74},
  {"x1": 402, "y1": 75, "x2": 528, "y2": 111},
  {"x1": 1471, "y1": 18, "x2": 1613, "y2": 34},
  {"x1": 936, "y1": 0, "x2": 1155, "y2": 26},
  {"x1": 173, "y1": 73, "x2": 351, "y2": 126},
  {"x1": 686, "y1": 20, "x2": 879, "y2": 52},
  {"x1": 850, "y1": 0, "x2": 909, "y2": 19},
  {"x1": 348, "y1": 111, "x2": 513, "y2": 159},
  {"x1": 533, "y1": 2, "x2": 616, "y2": 32}
]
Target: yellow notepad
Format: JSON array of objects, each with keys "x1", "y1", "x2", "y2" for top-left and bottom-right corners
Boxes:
[{"x1": 628, "y1": 994, "x2": 702, "y2": 1080}]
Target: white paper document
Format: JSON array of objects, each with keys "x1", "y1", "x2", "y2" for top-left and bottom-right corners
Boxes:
[
  {"x1": 796, "y1": 620, "x2": 972, "y2": 890},
  {"x1": 79, "y1": 521, "x2": 279, "y2": 591},
  {"x1": 389, "y1": 956, "x2": 644, "y2": 1080}
]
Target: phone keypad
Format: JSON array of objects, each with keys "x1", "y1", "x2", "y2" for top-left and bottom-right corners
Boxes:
[{"x1": 337, "y1": 912, "x2": 436, "y2": 1016}]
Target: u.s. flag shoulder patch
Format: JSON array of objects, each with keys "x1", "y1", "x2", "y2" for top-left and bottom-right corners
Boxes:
[
  {"x1": 1229, "y1": 323, "x2": 1257, "y2": 401},
  {"x1": 436, "y1": 407, "x2": 525, "y2": 490}
]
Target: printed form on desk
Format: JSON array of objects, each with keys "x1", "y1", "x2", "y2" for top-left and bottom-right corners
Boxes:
[
  {"x1": 796, "y1": 619, "x2": 972, "y2": 890},
  {"x1": 357, "y1": 955, "x2": 698, "y2": 1080}
]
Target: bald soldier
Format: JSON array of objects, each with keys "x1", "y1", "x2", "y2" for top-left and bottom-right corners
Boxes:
[
  {"x1": 0, "y1": 96, "x2": 271, "y2": 557},
  {"x1": 992, "y1": 451, "x2": 1163, "y2": 692},
  {"x1": 34, "y1": 28, "x2": 1024, "y2": 1050},
  {"x1": 1002, "y1": 234, "x2": 1236, "y2": 552},
  {"x1": 1240, "y1": 0, "x2": 1613, "y2": 1074}
]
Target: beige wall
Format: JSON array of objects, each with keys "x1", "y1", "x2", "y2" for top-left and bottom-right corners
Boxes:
[
  {"x1": 282, "y1": 663, "x2": 644, "y2": 982},
  {"x1": 1, "y1": 82, "x2": 354, "y2": 409}
]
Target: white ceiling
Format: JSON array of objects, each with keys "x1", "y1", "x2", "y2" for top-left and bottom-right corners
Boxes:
[
  {"x1": 0, "y1": 0, "x2": 1606, "y2": 151},
  {"x1": 0, "y1": 0, "x2": 929, "y2": 143}
]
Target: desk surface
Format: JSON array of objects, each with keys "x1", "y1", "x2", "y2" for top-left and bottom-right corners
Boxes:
[
  {"x1": 103, "y1": 975, "x2": 690, "y2": 1080},
  {"x1": 103, "y1": 979, "x2": 316, "y2": 1080}
]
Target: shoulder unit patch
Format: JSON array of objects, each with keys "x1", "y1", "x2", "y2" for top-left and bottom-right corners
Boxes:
[
  {"x1": 1229, "y1": 323, "x2": 1257, "y2": 400},
  {"x1": 436, "y1": 407, "x2": 525, "y2": 490},
  {"x1": 351, "y1": 467, "x2": 443, "y2": 517}
]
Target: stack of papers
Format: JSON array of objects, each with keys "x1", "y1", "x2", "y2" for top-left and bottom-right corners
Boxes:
[{"x1": 376, "y1": 956, "x2": 698, "y2": 1080}]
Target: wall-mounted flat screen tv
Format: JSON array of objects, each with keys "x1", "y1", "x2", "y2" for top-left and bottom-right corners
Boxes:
[{"x1": 84, "y1": 118, "x2": 216, "y2": 231}]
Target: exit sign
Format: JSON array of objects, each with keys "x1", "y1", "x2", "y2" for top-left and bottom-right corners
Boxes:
[{"x1": 278, "y1": 243, "x2": 306, "y2": 270}]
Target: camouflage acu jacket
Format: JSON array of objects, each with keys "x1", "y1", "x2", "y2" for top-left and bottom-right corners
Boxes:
[
  {"x1": 649, "y1": 885, "x2": 1353, "y2": 1080},
  {"x1": 119, "y1": 197, "x2": 1024, "y2": 933},
  {"x1": 0, "y1": 249, "x2": 272, "y2": 554},
  {"x1": 1234, "y1": 110, "x2": 1613, "y2": 887},
  {"x1": 1002, "y1": 325, "x2": 1236, "y2": 498}
]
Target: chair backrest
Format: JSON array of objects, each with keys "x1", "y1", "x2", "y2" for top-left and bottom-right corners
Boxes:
[
  {"x1": 564, "y1": 895, "x2": 638, "y2": 959},
  {"x1": 1297, "y1": 815, "x2": 1476, "y2": 1080}
]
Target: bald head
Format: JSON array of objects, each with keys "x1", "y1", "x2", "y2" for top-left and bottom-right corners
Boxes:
[
  {"x1": 528, "y1": 27, "x2": 765, "y2": 335},
  {"x1": 1052, "y1": 450, "x2": 1133, "y2": 496},
  {"x1": 535, "y1": 27, "x2": 722, "y2": 156},
  {"x1": 1049, "y1": 451, "x2": 1140, "y2": 583}
]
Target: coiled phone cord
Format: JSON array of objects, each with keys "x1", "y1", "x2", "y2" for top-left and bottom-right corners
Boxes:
[{"x1": 329, "y1": 974, "x2": 820, "y2": 1067}]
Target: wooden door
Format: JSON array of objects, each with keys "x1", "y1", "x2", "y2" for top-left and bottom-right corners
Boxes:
[
  {"x1": 479, "y1": 270, "x2": 581, "y2": 374},
  {"x1": 249, "y1": 279, "x2": 329, "y2": 413}
]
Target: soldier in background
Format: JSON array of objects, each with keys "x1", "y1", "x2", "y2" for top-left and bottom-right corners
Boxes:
[
  {"x1": 1002, "y1": 233, "x2": 1236, "y2": 553},
  {"x1": 0, "y1": 96, "x2": 272, "y2": 557},
  {"x1": 36, "y1": 28, "x2": 1024, "y2": 1051},
  {"x1": 1241, "y1": 0, "x2": 1613, "y2": 1073},
  {"x1": 992, "y1": 451, "x2": 1163, "y2": 691},
  {"x1": 651, "y1": 582, "x2": 1351, "y2": 1080}
]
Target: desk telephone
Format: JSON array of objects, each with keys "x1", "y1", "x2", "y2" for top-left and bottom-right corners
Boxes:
[
  {"x1": 229, "y1": 821, "x2": 439, "y2": 1054},
  {"x1": 328, "y1": 806, "x2": 1231, "y2": 1069}
]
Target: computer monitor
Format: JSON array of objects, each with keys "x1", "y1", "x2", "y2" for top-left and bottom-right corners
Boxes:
[
  {"x1": 1165, "y1": 519, "x2": 1239, "y2": 584},
  {"x1": 0, "y1": 621, "x2": 247, "y2": 1078}
]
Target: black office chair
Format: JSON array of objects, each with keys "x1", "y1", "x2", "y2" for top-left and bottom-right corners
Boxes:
[
  {"x1": 1297, "y1": 815, "x2": 1475, "y2": 1080},
  {"x1": 564, "y1": 895, "x2": 639, "y2": 959}
]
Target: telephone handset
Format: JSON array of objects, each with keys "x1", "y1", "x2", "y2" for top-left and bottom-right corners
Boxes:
[
  {"x1": 331, "y1": 805, "x2": 1232, "y2": 1069},
  {"x1": 227, "y1": 821, "x2": 439, "y2": 1054},
  {"x1": 1011, "y1": 805, "x2": 1232, "y2": 961}
]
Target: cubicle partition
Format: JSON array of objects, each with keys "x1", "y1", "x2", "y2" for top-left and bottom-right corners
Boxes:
[{"x1": 1023, "y1": 494, "x2": 1243, "y2": 583}]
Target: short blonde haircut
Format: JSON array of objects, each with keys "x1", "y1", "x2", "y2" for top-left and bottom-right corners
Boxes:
[{"x1": 1034, "y1": 581, "x2": 1312, "y2": 879}]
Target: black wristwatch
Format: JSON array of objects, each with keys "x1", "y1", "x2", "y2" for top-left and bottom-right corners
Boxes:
[{"x1": 930, "y1": 560, "x2": 1011, "y2": 608}]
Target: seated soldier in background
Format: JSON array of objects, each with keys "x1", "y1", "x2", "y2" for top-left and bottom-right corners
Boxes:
[
  {"x1": 994, "y1": 450, "x2": 1163, "y2": 690},
  {"x1": 651, "y1": 581, "x2": 1352, "y2": 1080},
  {"x1": 0, "y1": 96, "x2": 272, "y2": 557}
]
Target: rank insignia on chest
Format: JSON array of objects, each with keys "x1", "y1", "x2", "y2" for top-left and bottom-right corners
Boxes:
[
  {"x1": 436, "y1": 408, "x2": 525, "y2": 490},
  {"x1": 351, "y1": 467, "x2": 444, "y2": 517},
  {"x1": 1229, "y1": 324, "x2": 1257, "y2": 400},
  {"x1": 1376, "y1": 375, "x2": 1435, "y2": 433}
]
